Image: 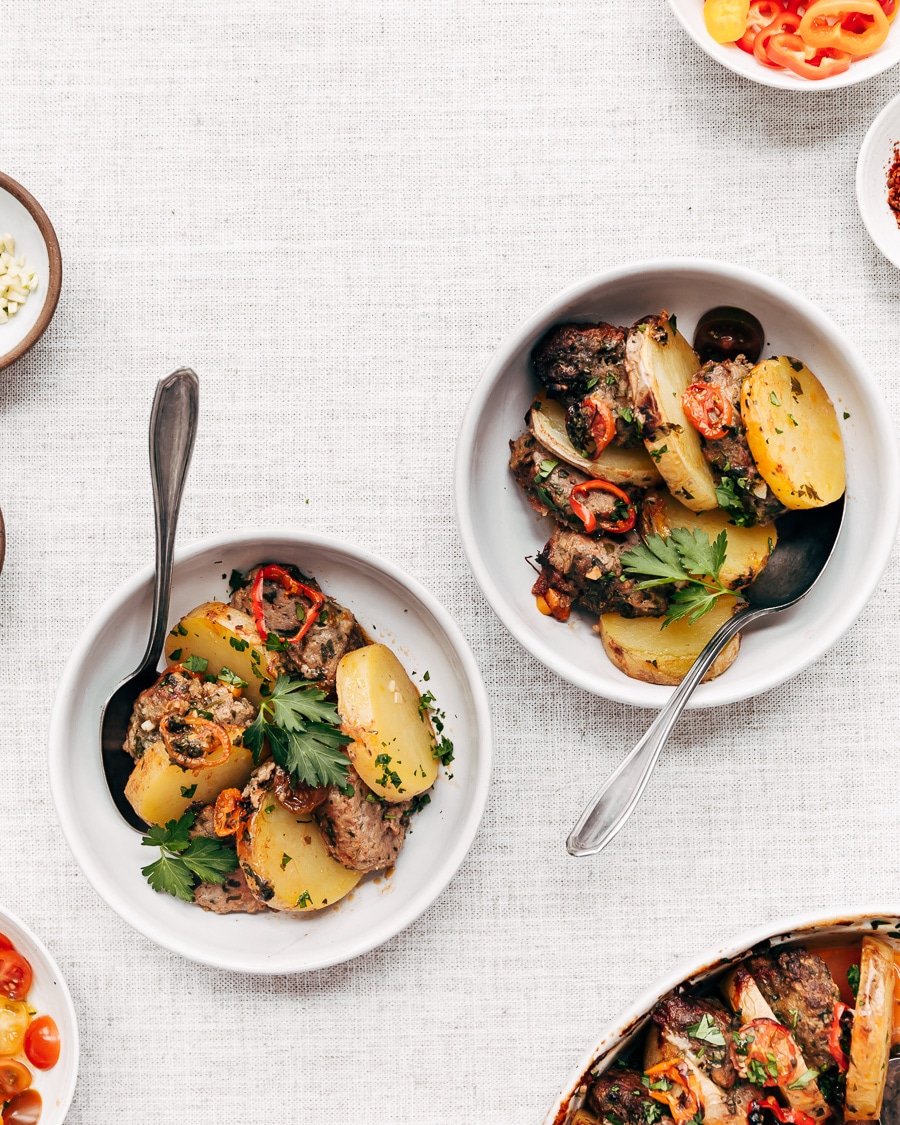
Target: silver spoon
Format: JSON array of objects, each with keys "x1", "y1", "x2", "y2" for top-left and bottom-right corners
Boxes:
[
  {"x1": 99, "y1": 368, "x2": 199, "y2": 831},
  {"x1": 567, "y1": 499, "x2": 844, "y2": 858}
]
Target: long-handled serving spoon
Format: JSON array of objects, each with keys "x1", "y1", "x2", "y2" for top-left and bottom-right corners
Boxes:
[
  {"x1": 566, "y1": 498, "x2": 845, "y2": 858},
  {"x1": 99, "y1": 368, "x2": 199, "y2": 831}
]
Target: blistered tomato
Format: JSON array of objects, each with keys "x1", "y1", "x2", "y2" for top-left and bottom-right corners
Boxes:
[
  {"x1": 0, "y1": 1001, "x2": 29, "y2": 1058},
  {"x1": 705, "y1": 0, "x2": 752, "y2": 42},
  {"x1": 24, "y1": 1016, "x2": 60, "y2": 1070},
  {"x1": 0, "y1": 952, "x2": 32, "y2": 1002},
  {"x1": 0, "y1": 1059, "x2": 31, "y2": 1100},
  {"x1": 2, "y1": 1089, "x2": 41, "y2": 1125}
]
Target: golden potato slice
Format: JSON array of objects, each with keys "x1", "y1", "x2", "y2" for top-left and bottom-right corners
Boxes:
[
  {"x1": 528, "y1": 393, "x2": 663, "y2": 488},
  {"x1": 846, "y1": 936, "x2": 895, "y2": 1120},
  {"x1": 337, "y1": 643, "x2": 438, "y2": 802},
  {"x1": 741, "y1": 357, "x2": 845, "y2": 510},
  {"x1": 125, "y1": 735, "x2": 257, "y2": 827},
  {"x1": 164, "y1": 602, "x2": 277, "y2": 705},
  {"x1": 239, "y1": 796, "x2": 360, "y2": 912},
  {"x1": 641, "y1": 492, "x2": 777, "y2": 590},
  {"x1": 599, "y1": 596, "x2": 742, "y2": 686},
  {"x1": 625, "y1": 313, "x2": 718, "y2": 512}
]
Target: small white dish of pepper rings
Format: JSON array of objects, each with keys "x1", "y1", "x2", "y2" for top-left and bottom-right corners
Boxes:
[{"x1": 857, "y1": 91, "x2": 900, "y2": 268}]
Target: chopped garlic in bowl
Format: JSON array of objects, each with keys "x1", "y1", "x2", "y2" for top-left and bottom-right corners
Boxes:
[{"x1": 0, "y1": 234, "x2": 39, "y2": 324}]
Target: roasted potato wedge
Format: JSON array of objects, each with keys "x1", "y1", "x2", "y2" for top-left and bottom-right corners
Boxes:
[
  {"x1": 164, "y1": 601, "x2": 277, "y2": 705},
  {"x1": 741, "y1": 357, "x2": 845, "y2": 510},
  {"x1": 528, "y1": 393, "x2": 663, "y2": 488},
  {"x1": 239, "y1": 795, "x2": 361, "y2": 913},
  {"x1": 641, "y1": 492, "x2": 777, "y2": 590},
  {"x1": 846, "y1": 936, "x2": 895, "y2": 1120},
  {"x1": 722, "y1": 966, "x2": 830, "y2": 1121},
  {"x1": 336, "y1": 643, "x2": 438, "y2": 802},
  {"x1": 599, "y1": 596, "x2": 742, "y2": 686},
  {"x1": 125, "y1": 732, "x2": 257, "y2": 826},
  {"x1": 625, "y1": 313, "x2": 718, "y2": 512}
]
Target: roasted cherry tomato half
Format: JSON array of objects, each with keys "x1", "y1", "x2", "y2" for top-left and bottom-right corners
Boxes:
[
  {"x1": 0, "y1": 936, "x2": 12, "y2": 953},
  {"x1": 24, "y1": 1015, "x2": 60, "y2": 1070},
  {"x1": 693, "y1": 306, "x2": 766, "y2": 364},
  {"x1": 0, "y1": 1060, "x2": 32, "y2": 1100},
  {"x1": 2, "y1": 1089, "x2": 42, "y2": 1125},
  {"x1": 0, "y1": 952, "x2": 32, "y2": 1002}
]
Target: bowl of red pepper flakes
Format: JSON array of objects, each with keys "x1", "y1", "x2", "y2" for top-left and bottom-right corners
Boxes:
[
  {"x1": 857, "y1": 91, "x2": 900, "y2": 268},
  {"x1": 667, "y1": 0, "x2": 900, "y2": 89}
]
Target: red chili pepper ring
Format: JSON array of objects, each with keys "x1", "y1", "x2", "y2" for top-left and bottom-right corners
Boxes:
[{"x1": 250, "y1": 564, "x2": 325, "y2": 646}]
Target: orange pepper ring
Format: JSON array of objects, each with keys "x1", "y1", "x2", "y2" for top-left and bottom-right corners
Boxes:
[{"x1": 799, "y1": 0, "x2": 889, "y2": 53}]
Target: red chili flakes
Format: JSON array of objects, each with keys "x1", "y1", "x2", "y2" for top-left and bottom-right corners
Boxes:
[{"x1": 888, "y1": 143, "x2": 900, "y2": 228}]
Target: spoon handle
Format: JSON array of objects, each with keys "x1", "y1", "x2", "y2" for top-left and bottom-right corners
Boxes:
[
  {"x1": 139, "y1": 368, "x2": 200, "y2": 673},
  {"x1": 566, "y1": 605, "x2": 767, "y2": 858}
]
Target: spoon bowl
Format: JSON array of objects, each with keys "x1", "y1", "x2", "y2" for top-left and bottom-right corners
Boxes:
[{"x1": 567, "y1": 498, "x2": 845, "y2": 858}]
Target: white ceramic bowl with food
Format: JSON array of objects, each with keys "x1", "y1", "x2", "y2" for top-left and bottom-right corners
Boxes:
[
  {"x1": 544, "y1": 908, "x2": 900, "y2": 1125},
  {"x1": 48, "y1": 531, "x2": 492, "y2": 974},
  {"x1": 0, "y1": 171, "x2": 61, "y2": 371},
  {"x1": 0, "y1": 907, "x2": 78, "y2": 1124},
  {"x1": 666, "y1": 0, "x2": 900, "y2": 90},
  {"x1": 857, "y1": 91, "x2": 900, "y2": 268},
  {"x1": 454, "y1": 259, "x2": 898, "y2": 709}
]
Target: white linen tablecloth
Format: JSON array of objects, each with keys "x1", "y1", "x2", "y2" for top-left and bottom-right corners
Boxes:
[{"x1": 2, "y1": 2, "x2": 899, "y2": 1121}]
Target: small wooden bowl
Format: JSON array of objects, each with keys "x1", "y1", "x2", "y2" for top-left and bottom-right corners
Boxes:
[{"x1": 0, "y1": 170, "x2": 62, "y2": 371}]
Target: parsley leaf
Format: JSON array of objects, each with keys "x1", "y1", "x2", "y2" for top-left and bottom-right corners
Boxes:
[
  {"x1": 242, "y1": 675, "x2": 351, "y2": 789},
  {"x1": 686, "y1": 1012, "x2": 726, "y2": 1047},
  {"x1": 139, "y1": 812, "x2": 237, "y2": 900},
  {"x1": 622, "y1": 529, "x2": 735, "y2": 628},
  {"x1": 847, "y1": 964, "x2": 860, "y2": 997},
  {"x1": 788, "y1": 1069, "x2": 819, "y2": 1091},
  {"x1": 182, "y1": 655, "x2": 209, "y2": 673},
  {"x1": 534, "y1": 458, "x2": 559, "y2": 483}
]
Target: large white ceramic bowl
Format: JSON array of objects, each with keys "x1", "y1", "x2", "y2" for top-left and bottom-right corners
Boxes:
[
  {"x1": 49, "y1": 531, "x2": 492, "y2": 973},
  {"x1": 666, "y1": 0, "x2": 900, "y2": 90},
  {"x1": 544, "y1": 909, "x2": 900, "y2": 1125},
  {"x1": 0, "y1": 907, "x2": 78, "y2": 1124},
  {"x1": 455, "y1": 259, "x2": 899, "y2": 709}
]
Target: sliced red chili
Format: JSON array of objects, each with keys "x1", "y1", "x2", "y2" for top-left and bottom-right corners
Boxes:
[
  {"x1": 161, "y1": 713, "x2": 231, "y2": 771},
  {"x1": 754, "y1": 10, "x2": 802, "y2": 65},
  {"x1": 828, "y1": 1000, "x2": 851, "y2": 1072},
  {"x1": 250, "y1": 564, "x2": 325, "y2": 647},
  {"x1": 569, "y1": 480, "x2": 636, "y2": 535},
  {"x1": 581, "y1": 396, "x2": 616, "y2": 456},
  {"x1": 682, "y1": 382, "x2": 735, "y2": 440},
  {"x1": 750, "y1": 1097, "x2": 818, "y2": 1125},
  {"x1": 767, "y1": 33, "x2": 851, "y2": 77}
]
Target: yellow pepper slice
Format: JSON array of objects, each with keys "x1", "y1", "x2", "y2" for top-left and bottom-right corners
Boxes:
[
  {"x1": 799, "y1": 0, "x2": 890, "y2": 55},
  {"x1": 704, "y1": 0, "x2": 752, "y2": 43}
]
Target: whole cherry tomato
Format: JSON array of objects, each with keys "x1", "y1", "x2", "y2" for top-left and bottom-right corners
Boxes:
[
  {"x1": 0, "y1": 953, "x2": 32, "y2": 1001},
  {"x1": 24, "y1": 1016, "x2": 60, "y2": 1070},
  {"x1": 0, "y1": 1060, "x2": 31, "y2": 1100}
]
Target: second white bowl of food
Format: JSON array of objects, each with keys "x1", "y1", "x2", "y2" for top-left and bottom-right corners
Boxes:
[
  {"x1": 454, "y1": 259, "x2": 898, "y2": 709},
  {"x1": 0, "y1": 906, "x2": 78, "y2": 1125},
  {"x1": 49, "y1": 531, "x2": 492, "y2": 973},
  {"x1": 666, "y1": 0, "x2": 900, "y2": 91},
  {"x1": 857, "y1": 90, "x2": 900, "y2": 268}
]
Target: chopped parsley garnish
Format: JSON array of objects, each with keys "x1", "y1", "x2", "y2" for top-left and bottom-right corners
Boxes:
[
  {"x1": 715, "y1": 475, "x2": 755, "y2": 528},
  {"x1": 140, "y1": 812, "x2": 236, "y2": 900},
  {"x1": 769, "y1": 391, "x2": 781, "y2": 407},
  {"x1": 686, "y1": 1012, "x2": 726, "y2": 1047},
  {"x1": 229, "y1": 636, "x2": 250, "y2": 652},
  {"x1": 848, "y1": 964, "x2": 860, "y2": 997},
  {"x1": 280, "y1": 853, "x2": 292, "y2": 870},
  {"x1": 182, "y1": 655, "x2": 208, "y2": 673},
  {"x1": 622, "y1": 528, "x2": 733, "y2": 627},
  {"x1": 535, "y1": 458, "x2": 559, "y2": 483},
  {"x1": 649, "y1": 444, "x2": 668, "y2": 463},
  {"x1": 296, "y1": 889, "x2": 312, "y2": 908},
  {"x1": 265, "y1": 632, "x2": 290, "y2": 653},
  {"x1": 218, "y1": 666, "x2": 248, "y2": 688},
  {"x1": 180, "y1": 784, "x2": 197, "y2": 799},
  {"x1": 788, "y1": 1069, "x2": 819, "y2": 1091},
  {"x1": 241, "y1": 674, "x2": 352, "y2": 790},
  {"x1": 169, "y1": 648, "x2": 182, "y2": 661},
  {"x1": 374, "y1": 753, "x2": 403, "y2": 791}
]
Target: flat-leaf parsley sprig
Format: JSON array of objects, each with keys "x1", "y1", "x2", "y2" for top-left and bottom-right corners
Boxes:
[
  {"x1": 141, "y1": 811, "x2": 237, "y2": 900},
  {"x1": 621, "y1": 528, "x2": 734, "y2": 627},
  {"x1": 241, "y1": 674, "x2": 353, "y2": 791}
]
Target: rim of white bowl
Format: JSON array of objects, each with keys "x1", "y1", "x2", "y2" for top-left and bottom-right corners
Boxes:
[
  {"x1": 48, "y1": 529, "x2": 493, "y2": 973},
  {"x1": 665, "y1": 0, "x2": 900, "y2": 91},
  {"x1": 543, "y1": 906, "x2": 900, "y2": 1124},
  {"x1": 857, "y1": 89, "x2": 900, "y2": 268},
  {"x1": 0, "y1": 905, "x2": 79, "y2": 1124},
  {"x1": 454, "y1": 257, "x2": 900, "y2": 709}
]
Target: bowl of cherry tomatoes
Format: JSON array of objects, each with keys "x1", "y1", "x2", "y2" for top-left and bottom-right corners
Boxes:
[
  {"x1": 667, "y1": 0, "x2": 900, "y2": 88},
  {"x1": 0, "y1": 909, "x2": 77, "y2": 1125}
]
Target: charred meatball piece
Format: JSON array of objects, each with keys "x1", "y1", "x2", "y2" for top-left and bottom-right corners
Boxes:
[
  {"x1": 691, "y1": 358, "x2": 786, "y2": 527},
  {"x1": 509, "y1": 432, "x2": 635, "y2": 532},
  {"x1": 533, "y1": 526, "x2": 669, "y2": 620},
  {"x1": 315, "y1": 765, "x2": 411, "y2": 874},
  {"x1": 123, "y1": 668, "x2": 256, "y2": 761},
  {"x1": 746, "y1": 948, "x2": 839, "y2": 1073},
  {"x1": 589, "y1": 1068, "x2": 673, "y2": 1125},
  {"x1": 531, "y1": 322, "x2": 640, "y2": 453},
  {"x1": 231, "y1": 565, "x2": 366, "y2": 694},
  {"x1": 189, "y1": 805, "x2": 268, "y2": 915},
  {"x1": 652, "y1": 994, "x2": 738, "y2": 1089}
]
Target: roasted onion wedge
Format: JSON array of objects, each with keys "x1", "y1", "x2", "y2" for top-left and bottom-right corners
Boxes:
[
  {"x1": 644, "y1": 1024, "x2": 751, "y2": 1125},
  {"x1": 845, "y1": 936, "x2": 896, "y2": 1120},
  {"x1": 527, "y1": 394, "x2": 662, "y2": 488},
  {"x1": 721, "y1": 966, "x2": 830, "y2": 1121},
  {"x1": 625, "y1": 313, "x2": 718, "y2": 512}
]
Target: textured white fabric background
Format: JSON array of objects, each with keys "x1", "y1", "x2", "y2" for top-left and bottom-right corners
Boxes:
[{"x1": 1, "y1": 2, "x2": 899, "y2": 1122}]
